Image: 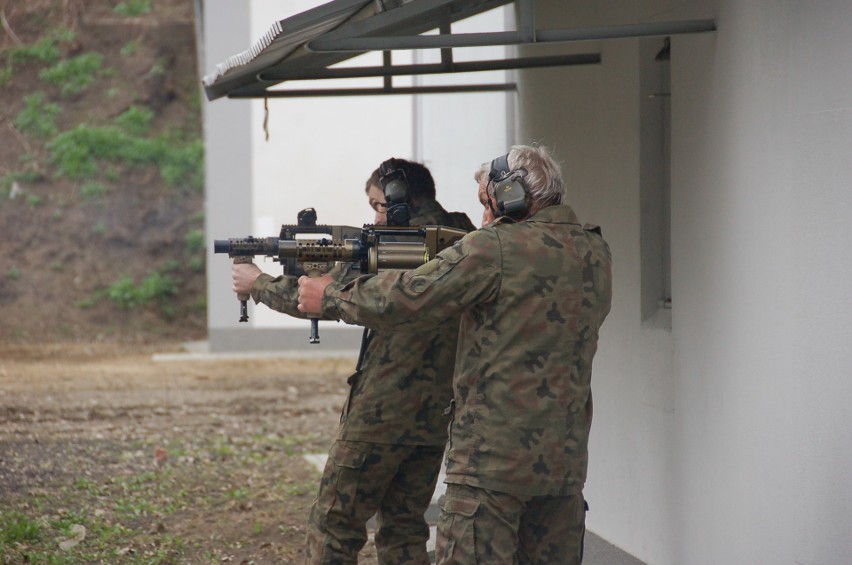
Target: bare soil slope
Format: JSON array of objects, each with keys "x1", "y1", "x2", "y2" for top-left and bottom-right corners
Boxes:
[{"x1": 0, "y1": 0, "x2": 205, "y2": 344}]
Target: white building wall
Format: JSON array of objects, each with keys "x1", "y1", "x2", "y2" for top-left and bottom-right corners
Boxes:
[
  {"x1": 203, "y1": 0, "x2": 254, "y2": 338},
  {"x1": 521, "y1": 1, "x2": 852, "y2": 564},
  {"x1": 412, "y1": 9, "x2": 514, "y2": 220}
]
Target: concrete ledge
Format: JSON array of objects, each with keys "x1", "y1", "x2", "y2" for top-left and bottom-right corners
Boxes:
[{"x1": 208, "y1": 327, "x2": 363, "y2": 353}]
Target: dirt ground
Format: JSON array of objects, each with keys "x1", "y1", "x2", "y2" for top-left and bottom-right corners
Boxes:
[{"x1": 0, "y1": 341, "x2": 382, "y2": 564}]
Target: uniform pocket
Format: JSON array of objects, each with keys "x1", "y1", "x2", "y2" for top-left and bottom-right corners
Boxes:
[
  {"x1": 315, "y1": 442, "x2": 368, "y2": 518},
  {"x1": 330, "y1": 441, "x2": 367, "y2": 470},
  {"x1": 436, "y1": 491, "x2": 480, "y2": 563}
]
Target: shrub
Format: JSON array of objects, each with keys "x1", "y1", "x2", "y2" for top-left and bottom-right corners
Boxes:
[
  {"x1": 14, "y1": 92, "x2": 61, "y2": 138},
  {"x1": 120, "y1": 40, "x2": 140, "y2": 57},
  {"x1": 114, "y1": 0, "x2": 152, "y2": 17},
  {"x1": 39, "y1": 52, "x2": 105, "y2": 96},
  {"x1": 114, "y1": 105, "x2": 154, "y2": 136},
  {"x1": 105, "y1": 271, "x2": 177, "y2": 310},
  {"x1": 47, "y1": 125, "x2": 204, "y2": 189},
  {"x1": 185, "y1": 229, "x2": 205, "y2": 254},
  {"x1": 2, "y1": 28, "x2": 75, "y2": 67},
  {"x1": 0, "y1": 27, "x2": 75, "y2": 85}
]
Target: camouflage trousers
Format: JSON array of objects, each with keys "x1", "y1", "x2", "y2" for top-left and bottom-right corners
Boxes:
[
  {"x1": 435, "y1": 483, "x2": 587, "y2": 565},
  {"x1": 304, "y1": 439, "x2": 445, "y2": 565}
]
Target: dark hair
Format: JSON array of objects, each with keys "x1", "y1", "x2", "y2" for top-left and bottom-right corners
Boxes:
[{"x1": 364, "y1": 158, "x2": 436, "y2": 203}]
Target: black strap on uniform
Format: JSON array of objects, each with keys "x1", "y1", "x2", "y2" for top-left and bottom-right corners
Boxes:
[{"x1": 354, "y1": 328, "x2": 373, "y2": 372}]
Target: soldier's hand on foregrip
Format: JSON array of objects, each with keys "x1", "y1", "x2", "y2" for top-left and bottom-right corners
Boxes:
[
  {"x1": 232, "y1": 262, "x2": 262, "y2": 295},
  {"x1": 231, "y1": 257, "x2": 256, "y2": 322}
]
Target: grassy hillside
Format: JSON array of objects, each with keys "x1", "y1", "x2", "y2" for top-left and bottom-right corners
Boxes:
[{"x1": 0, "y1": 0, "x2": 206, "y2": 343}]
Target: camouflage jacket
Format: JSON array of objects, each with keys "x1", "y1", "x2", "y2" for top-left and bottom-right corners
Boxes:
[
  {"x1": 251, "y1": 200, "x2": 476, "y2": 446},
  {"x1": 322, "y1": 205, "x2": 612, "y2": 496}
]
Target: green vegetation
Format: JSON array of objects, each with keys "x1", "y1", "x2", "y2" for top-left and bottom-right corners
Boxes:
[
  {"x1": 14, "y1": 91, "x2": 61, "y2": 138},
  {"x1": 115, "y1": 105, "x2": 155, "y2": 136},
  {"x1": 80, "y1": 181, "x2": 108, "y2": 200},
  {"x1": 6, "y1": 266, "x2": 23, "y2": 280},
  {"x1": 1, "y1": 27, "x2": 75, "y2": 67},
  {"x1": 0, "y1": 430, "x2": 322, "y2": 563},
  {"x1": 47, "y1": 124, "x2": 203, "y2": 189},
  {"x1": 92, "y1": 221, "x2": 108, "y2": 236},
  {"x1": 120, "y1": 40, "x2": 140, "y2": 57},
  {"x1": 184, "y1": 228, "x2": 205, "y2": 255},
  {"x1": 149, "y1": 58, "x2": 167, "y2": 76},
  {"x1": 104, "y1": 269, "x2": 178, "y2": 311},
  {"x1": 0, "y1": 27, "x2": 75, "y2": 86},
  {"x1": 39, "y1": 52, "x2": 106, "y2": 96},
  {"x1": 0, "y1": 511, "x2": 42, "y2": 544},
  {"x1": 114, "y1": 0, "x2": 153, "y2": 17},
  {"x1": 185, "y1": 228, "x2": 206, "y2": 272}
]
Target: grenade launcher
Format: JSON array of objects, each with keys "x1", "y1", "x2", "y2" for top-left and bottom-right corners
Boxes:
[{"x1": 213, "y1": 209, "x2": 467, "y2": 344}]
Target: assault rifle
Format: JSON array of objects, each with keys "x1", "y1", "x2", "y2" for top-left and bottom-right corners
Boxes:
[{"x1": 214, "y1": 212, "x2": 467, "y2": 343}]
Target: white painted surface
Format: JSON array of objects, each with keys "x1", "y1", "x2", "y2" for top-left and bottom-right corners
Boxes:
[{"x1": 520, "y1": 1, "x2": 852, "y2": 563}]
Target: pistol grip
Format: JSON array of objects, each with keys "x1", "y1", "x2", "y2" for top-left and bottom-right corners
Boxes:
[
  {"x1": 237, "y1": 292, "x2": 249, "y2": 322},
  {"x1": 305, "y1": 263, "x2": 325, "y2": 344},
  {"x1": 234, "y1": 256, "x2": 253, "y2": 322}
]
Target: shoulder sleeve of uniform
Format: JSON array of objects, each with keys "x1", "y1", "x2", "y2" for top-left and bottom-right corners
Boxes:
[
  {"x1": 253, "y1": 265, "x2": 348, "y2": 319},
  {"x1": 251, "y1": 273, "x2": 301, "y2": 316},
  {"x1": 399, "y1": 227, "x2": 500, "y2": 299},
  {"x1": 322, "y1": 228, "x2": 502, "y2": 330}
]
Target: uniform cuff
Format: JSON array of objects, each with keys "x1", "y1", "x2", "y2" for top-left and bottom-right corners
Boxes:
[
  {"x1": 321, "y1": 281, "x2": 346, "y2": 319},
  {"x1": 250, "y1": 273, "x2": 276, "y2": 304}
]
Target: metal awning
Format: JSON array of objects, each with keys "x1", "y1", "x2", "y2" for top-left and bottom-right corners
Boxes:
[{"x1": 202, "y1": 0, "x2": 715, "y2": 101}]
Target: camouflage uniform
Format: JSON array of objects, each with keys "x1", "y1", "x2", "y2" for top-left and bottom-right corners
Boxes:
[
  {"x1": 250, "y1": 200, "x2": 476, "y2": 564},
  {"x1": 321, "y1": 205, "x2": 613, "y2": 564}
]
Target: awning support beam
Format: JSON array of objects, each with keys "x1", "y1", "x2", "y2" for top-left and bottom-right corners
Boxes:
[
  {"x1": 308, "y1": 18, "x2": 716, "y2": 52},
  {"x1": 231, "y1": 84, "x2": 519, "y2": 98},
  {"x1": 258, "y1": 53, "x2": 600, "y2": 82}
]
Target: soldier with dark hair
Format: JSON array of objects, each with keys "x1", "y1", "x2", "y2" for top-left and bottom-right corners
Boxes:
[
  {"x1": 232, "y1": 158, "x2": 475, "y2": 564},
  {"x1": 297, "y1": 145, "x2": 613, "y2": 564}
]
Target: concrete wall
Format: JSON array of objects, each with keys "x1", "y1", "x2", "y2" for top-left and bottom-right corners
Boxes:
[
  {"x1": 202, "y1": 0, "x2": 255, "y2": 349},
  {"x1": 520, "y1": 1, "x2": 852, "y2": 563}
]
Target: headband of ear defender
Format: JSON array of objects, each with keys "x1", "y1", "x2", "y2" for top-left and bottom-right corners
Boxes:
[
  {"x1": 378, "y1": 158, "x2": 411, "y2": 226},
  {"x1": 488, "y1": 153, "x2": 530, "y2": 220}
]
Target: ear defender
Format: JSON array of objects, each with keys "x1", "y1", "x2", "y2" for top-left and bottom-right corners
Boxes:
[
  {"x1": 488, "y1": 153, "x2": 530, "y2": 220},
  {"x1": 379, "y1": 158, "x2": 411, "y2": 226}
]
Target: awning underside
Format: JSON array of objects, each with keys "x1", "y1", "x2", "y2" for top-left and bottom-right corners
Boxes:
[{"x1": 202, "y1": 0, "x2": 714, "y2": 101}]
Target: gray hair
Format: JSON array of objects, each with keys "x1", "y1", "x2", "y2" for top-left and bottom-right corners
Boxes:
[
  {"x1": 473, "y1": 144, "x2": 564, "y2": 210},
  {"x1": 474, "y1": 161, "x2": 490, "y2": 184},
  {"x1": 506, "y1": 144, "x2": 563, "y2": 208}
]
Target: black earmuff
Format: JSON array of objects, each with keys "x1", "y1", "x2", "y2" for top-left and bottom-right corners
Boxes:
[
  {"x1": 488, "y1": 153, "x2": 530, "y2": 220},
  {"x1": 379, "y1": 158, "x2": 411, "y2": 226}
]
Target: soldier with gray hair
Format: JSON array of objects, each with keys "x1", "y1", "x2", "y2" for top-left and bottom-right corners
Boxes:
[{"x1": 298, "y1": 144, "x2": 613, "y2": 564}]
